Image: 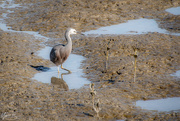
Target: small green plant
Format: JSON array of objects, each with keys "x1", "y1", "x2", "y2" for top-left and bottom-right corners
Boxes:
[{"x1": 90, "y1": 83, "x2": 101, "y2": 118}]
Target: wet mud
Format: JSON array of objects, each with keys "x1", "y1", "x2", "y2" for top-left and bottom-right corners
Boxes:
[{"x1": 0, "y1": 0, "x2": 180, "y2": 120}]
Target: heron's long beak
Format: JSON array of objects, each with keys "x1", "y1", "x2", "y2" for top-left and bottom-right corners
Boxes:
[{"x1": 77, "y1": 31, "x2": 84, "y2": 35}]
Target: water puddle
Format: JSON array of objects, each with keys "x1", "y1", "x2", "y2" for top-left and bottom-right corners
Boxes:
[
  {"x1": 0, "y1": 0, "x2": 20, "y2": 8},
  {"x1": 136, "y1": 97, "x2": 180, "y2": 112},
  {"x1": 171, "y1": 70, "x2": 180, "y2": 79},
  {"x1": 0, "y1": 22, "x2": 49, "y2": 41},
  {"x1": 0, "y1": 0, "x2": 90, "y2": 90},
  {"x1": 166, "y1": 6, "x2": 180, "y2": 15},
  {"x1": 0, "y1": 4, "x2": 48, "y2": 41},
  {"x1": 83, "y1": 18, "x2": 180, "y2": 36},
  {"x1": 32, "y1": 46, "x2": 90, "y2": 90}
]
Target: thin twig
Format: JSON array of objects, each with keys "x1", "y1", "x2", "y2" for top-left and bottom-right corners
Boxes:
[{"x1": 133, "y1": 48, "x2": 138, "y2": 82}]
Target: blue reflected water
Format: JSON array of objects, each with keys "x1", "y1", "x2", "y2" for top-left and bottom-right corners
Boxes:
[
  {"x1": 136, "y1": 97, "x2": 180, "y2": 112},
  {"x1": 83, "y1": 18, "x2": 180, "y2": 36},
  {"x1": 32, "y1": 46, "x2": 90, "y2": 89}
]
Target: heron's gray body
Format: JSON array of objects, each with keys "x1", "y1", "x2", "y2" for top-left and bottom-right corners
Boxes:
[
  {"x1": 50, "y1": 28, "x2": 77, "y2": 73},
  {"x1": 50, "y1": 44, "x2": 70, "y2": 66}
]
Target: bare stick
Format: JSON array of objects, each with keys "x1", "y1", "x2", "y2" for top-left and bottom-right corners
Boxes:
[
  {"x1": 134, "y1": 49, "x2": 138, "y2": 82},
  {"x1": 104, "y1": 40, "x2": 111, "y2": 71}
]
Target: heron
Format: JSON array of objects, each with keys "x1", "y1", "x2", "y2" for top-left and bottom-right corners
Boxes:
[{"x1": 50, "y1": 28, "x2": 78, "y2": 73}]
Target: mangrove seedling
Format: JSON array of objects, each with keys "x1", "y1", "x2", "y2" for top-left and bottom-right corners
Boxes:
[{"x1": 132, "y1": 47, "x2": 138, "y2": 82}]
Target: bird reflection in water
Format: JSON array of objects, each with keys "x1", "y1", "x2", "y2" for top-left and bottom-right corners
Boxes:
[{"x1": 51, "y1": 72, "x2": 71, "y2": 91}]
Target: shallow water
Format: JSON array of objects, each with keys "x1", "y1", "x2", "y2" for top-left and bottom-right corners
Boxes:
[
  {"x1": 136, "y1": 97, "x2": 180, "y2": 112},
  {"x1": 0, "y1": 20, "x2": 90, "y2": 90},
  {"x1": 166, "y1": 7, "x2": 180, "y2": 15},
  {"x1": 171, "y1": 70, "x2": 180, "y2": 79},
  {"x1": 0, "y1": 0, "x2": 20, "y2": 8},
  {"x1": 33, "y1": 46, "x2": 90, "y2": 89},
  {"x1": 83, "y1": 18, "x2": 180, "y2": 36},
  {"x1": 0, "y1": 1, "x2": 48, "y2": 41},
  {"x1": 0, "y1": 22, "x2": 49, "y2": 41},
  {"x1": 0, "y1": 20, "x2": 90, "y2": 89}
]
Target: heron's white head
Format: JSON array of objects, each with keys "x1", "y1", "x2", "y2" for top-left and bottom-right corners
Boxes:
[{"x1": 68, "y1": 28, "x2": 77, "y2": 35}]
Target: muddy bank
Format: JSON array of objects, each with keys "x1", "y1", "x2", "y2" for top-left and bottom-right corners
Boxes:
[
  {"x1": 0, "y1": 0, "x2": 180, "y2": 120},
  {"x1": 1, "y1": 31, "x2": 180, "y2": 120},
  {"x1": 72, "y1": 34, "x2": 180, "y2": 82},
  {"x1": 6, "y1": 0, "x2": 180, "y2": 36},
  {"x1": 0, "y1": 31, "x2": 47, "y2": 81}
]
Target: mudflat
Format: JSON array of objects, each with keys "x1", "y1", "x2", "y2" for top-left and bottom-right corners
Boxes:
[{"x1": 0, "y1": 0, "x2": 180, "y2": 120}]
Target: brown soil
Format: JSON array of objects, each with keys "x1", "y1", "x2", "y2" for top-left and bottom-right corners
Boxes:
[{"x1": 0, "y1": 0, "x2": 180, "y2": 120}]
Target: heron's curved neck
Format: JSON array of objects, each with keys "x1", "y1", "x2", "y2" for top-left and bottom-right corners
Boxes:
[
  {"x1": 65, "y1": 32, "x2": 72, "y2": 51},
  {"x1": 65, "y1": 32, "x2": 72, "y2": 43}
]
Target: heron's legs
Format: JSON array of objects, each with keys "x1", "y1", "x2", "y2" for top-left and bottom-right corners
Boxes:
[
  {"x1": 61, "y1": 64, "x2": 71, "y2": 73},
  {"x1": 58, "y1": 71, "x2": 71, "y2": 78},
  {"x1": 57, "y1": 66, "x2": 60, "y2": 73}
]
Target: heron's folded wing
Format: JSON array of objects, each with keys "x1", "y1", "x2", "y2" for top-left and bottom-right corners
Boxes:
[{"x1": 50, "y1": 48, "x2": 58, "y2": 63}]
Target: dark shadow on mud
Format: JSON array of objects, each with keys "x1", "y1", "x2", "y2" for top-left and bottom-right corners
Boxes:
[
  {"x1": 30, "y1": 65, "x2": 50, "y2": 72},
  {"x1": 83, "y1": 112, "x2": 94, "y2": 117}
]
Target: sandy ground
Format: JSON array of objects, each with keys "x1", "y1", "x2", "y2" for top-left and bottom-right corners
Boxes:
[{"x1": 0, "y1": 0, "x2": 180, "y2": 120}]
